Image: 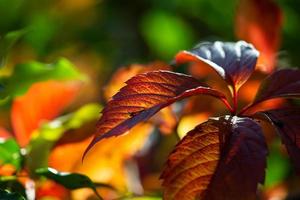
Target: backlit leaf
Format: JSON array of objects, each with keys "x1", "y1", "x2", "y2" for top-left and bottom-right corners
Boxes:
[
  {"x1": 161, "y1": 120, "x2": 221, "y2": 200},
  {"x1": 35, "y1": 167, "x2": 105, "y2": 199},
  {"x1": 11, "y1": 80, "x2": 81, "y2": 147},
  {"x1": 161, "y1": 116, "x2": 267, "y2": 200},
  {"x1": 175, "y1": 41, "x2": 259, "y2": 92},
  {"x1": 0, "y1": 58, "x2": 83, "y2": 98},
  {"x1": 254, "y1": 69, "x2": 300, "y2": 102},
  {"x1": 261, "y1": 108, "x2": 300, "y2": 172},
  {"x1": 84, "y1": 70, "x2": 228, "y2": 157},
  {"x1": 235, "y1": 0, "x2": 282, "y2": 73},
  {"x1": 242, "y1": 69, "x2": 300, "y2": 114}
]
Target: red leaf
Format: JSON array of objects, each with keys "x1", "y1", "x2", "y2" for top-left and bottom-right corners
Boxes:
[
  {"x1": 11, "y1": 80, "x2": 81, "y2": 147},
  {"x1": 235, "y1": 0, "x2": 282, "y2": 73},
  {"x1": 84, "y1": 70, "x2": 229, "y2": 158},
  {"x1": 241, "y1": 69, "x2": 300, "y2": 114},
  {"x1": 161, "y1": 116, "x2": 267, "y2": 200},
  {"x1": 175, "y1": 41, "x2": 259, "y2": 93},
  {"x1": 260, "y1": 108, "x2": 300, "y2": 172}
]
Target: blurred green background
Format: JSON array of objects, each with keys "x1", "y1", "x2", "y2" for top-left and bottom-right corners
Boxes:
[{"x1": 0, "y1": 0, "x2": 300, "y2": 70}]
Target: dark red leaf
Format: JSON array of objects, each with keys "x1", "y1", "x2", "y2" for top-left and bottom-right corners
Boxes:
[
  {"x1": 83, "y1": 70, "x2": 229, "y2": 158},
  {"x1": 260, "y1": 108, "x2": 300, "y2": 172},
  {"x1": 241, "y1": 69, "x2": 300, "y2": 114},
  {"x1": 235, "y1": 0, "x2": 282, "y2": 73},
  {"x1": 161, "y1": 116, "x2": 267, "y2": 200},
  {"x1": 175, "y1": 41, "x2": 259, "y2": 93}
]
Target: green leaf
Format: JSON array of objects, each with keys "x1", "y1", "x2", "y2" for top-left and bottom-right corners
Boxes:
[
  {"x1": 0, "y1": 189, "x2": 25, "y2": 200},
  {"x1": 0, "y1": 138, "x2": 21, "y2": 169},
  {"x1": 0, "y1": 29, "x2": 27, "y2": 68},
  {"x1": 35, "y1": 167, "x2": 105, "y2": 200},
  {"x1": 0, "y1": 58, "x2": 84, "y2": 98},
  {"x1": 26, "y1": 104, "x2": 101, "y2": 174},
  {"x1": 264, "y1": 140, "x2": 291, "y2": 187}
]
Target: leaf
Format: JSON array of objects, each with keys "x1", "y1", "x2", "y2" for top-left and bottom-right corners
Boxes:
[
  {"x1": 84, "y1": 70, "x2": 228, "y2": 157},
  {"x1": 260, "y1": 108, "x2": 300, "y2": 172},
  {"x1": 72, "y1": 123, "x2": 154, "y2": 192},
  {"x1": 242, "y1": 69, "x2": 300, "y2": 114},
  {"x1": 0, "y1": 29, "x2": 27, "y2": 68},
  {"x1": 26, "y1": 104, "x2": 101, "y2": 174},
  {"x1": 103, "y1": 63, "x2": 176, "y2": 134},
  {"x1": 0, "y1": 138, "x2": 21, "y2": 170},
  {"x1": 35, "y1": 167, "x2": 105, "y2": 200},
  {"x1": 11, "y1": 80, "x2": 81, "y2": 147},
  {"x1": 255, "y1": 69, "x2": 300, "y2": 102},
  {"x1": 175, "y1": 41, "x2": 259, "y2": 92},
  {"x1": 161, "y1": 120, "x2": 221, "y2": 200},
  {"x1": 235, "y1": 0, "x2": 282, "y2": 73},
  {"x1": 161, "y1": 116, "x2": 267, "y2": 200},
  {"x1": 0, "y1": 58, "x2": 83, "y2": 98},
  {"x1": 0, "y1": 189, "x2": 25, "y2": 200}
]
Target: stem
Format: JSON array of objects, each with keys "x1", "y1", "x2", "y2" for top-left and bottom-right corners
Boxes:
[
  {"x1": 220, "y1": 98, "x2": 234, "y2": 114},
  {"x1": 232, "y1": 86, "x2": 238, "y2": 115}
]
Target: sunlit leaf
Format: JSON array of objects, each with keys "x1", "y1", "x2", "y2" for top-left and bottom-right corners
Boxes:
[
  {"x1": 104, "y1": 63, "x2": 175, "y2": 134},
  {"x1": 260, "y1": 108, "x2": 300, "y2": 172},
  {"x1": 161, "y1": 116, "x2": 267, "y2": 200},
  {"x1": 26, "y1": 104, "x2": 101, "y2": 174},
  {"x1": 35, "y1": 167, "x2": 105, "y2": 199},
  {"x1": 0, "y1": 189, "x2": 25, "y2": 200},
  {"x1": 0, "y1": 58, "x2": 83, "y2": 98},
  {"x1": 84, "y1": 70, "x2": 228, "y2": 158},
  {"x1": 161, "y1": 120, "x2": 220, "y2": 200},
  {"x1": 0, "y1": 29, "x2": 27, "y2": 68},
  {"x1": 254, "y1": 69, "x2": 300, "y2": 101},
  {"x1": 0, "y1": 138, "x2": 21, "y2": 170},
  {"x1": 104, "y1": 62, "x2": 170, "y2": 101},
  {"x1": 175, "y1": 41, "x2": 259, "y2": 93},
  {"x1": 12, "y1": 80, "x2": 81, "y2": 147},
  {"x1": 242, "y1": 69, "x2": 300, "y2": 114},
  {"x1": 235, "y1": 0, "x2": 282, "y2": 73},
  {"x1": 75, "y1": 123, "x2": 154, "y2": 192}
]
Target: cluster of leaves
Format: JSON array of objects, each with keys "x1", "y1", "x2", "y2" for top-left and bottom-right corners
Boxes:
[
  {"x1": 84, "y1": 40, "x2": 300, "y2": 199},
  {"x1": 0, "y1": 32, "x2": 116, "y2": 199}
]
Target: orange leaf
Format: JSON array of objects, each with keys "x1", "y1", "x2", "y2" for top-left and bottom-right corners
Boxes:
[
  {"x1": 161, "y1": 120, "x2": 221, "y2": 200},
  {"x1": 162, "y1": 116, "x2": 267, "y2": 200},
  {"x1": 235, "y1": 0, "x2": 282, "y2": 73},
  {"x1": 104, "y1": 63, "x2": 176, "y2": 134},
  {"x1": 11, "y1": 80, "x2": 81, "y2": 147},
  {"x1": 84, "y1": 70, "x2": 228, "y2": 157}
]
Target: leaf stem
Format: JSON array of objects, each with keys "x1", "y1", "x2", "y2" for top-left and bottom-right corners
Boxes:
[
  {"x1": 220, "y1": 98, "x2": 234, "y2": 114},
  {"x1": 232, "y1": 86, "x2": 238, "y2": 115}
]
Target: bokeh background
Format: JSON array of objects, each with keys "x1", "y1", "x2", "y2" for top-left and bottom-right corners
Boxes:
[{"x1": 0, "y1": 0, "x2": 300, "y2": 199}]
